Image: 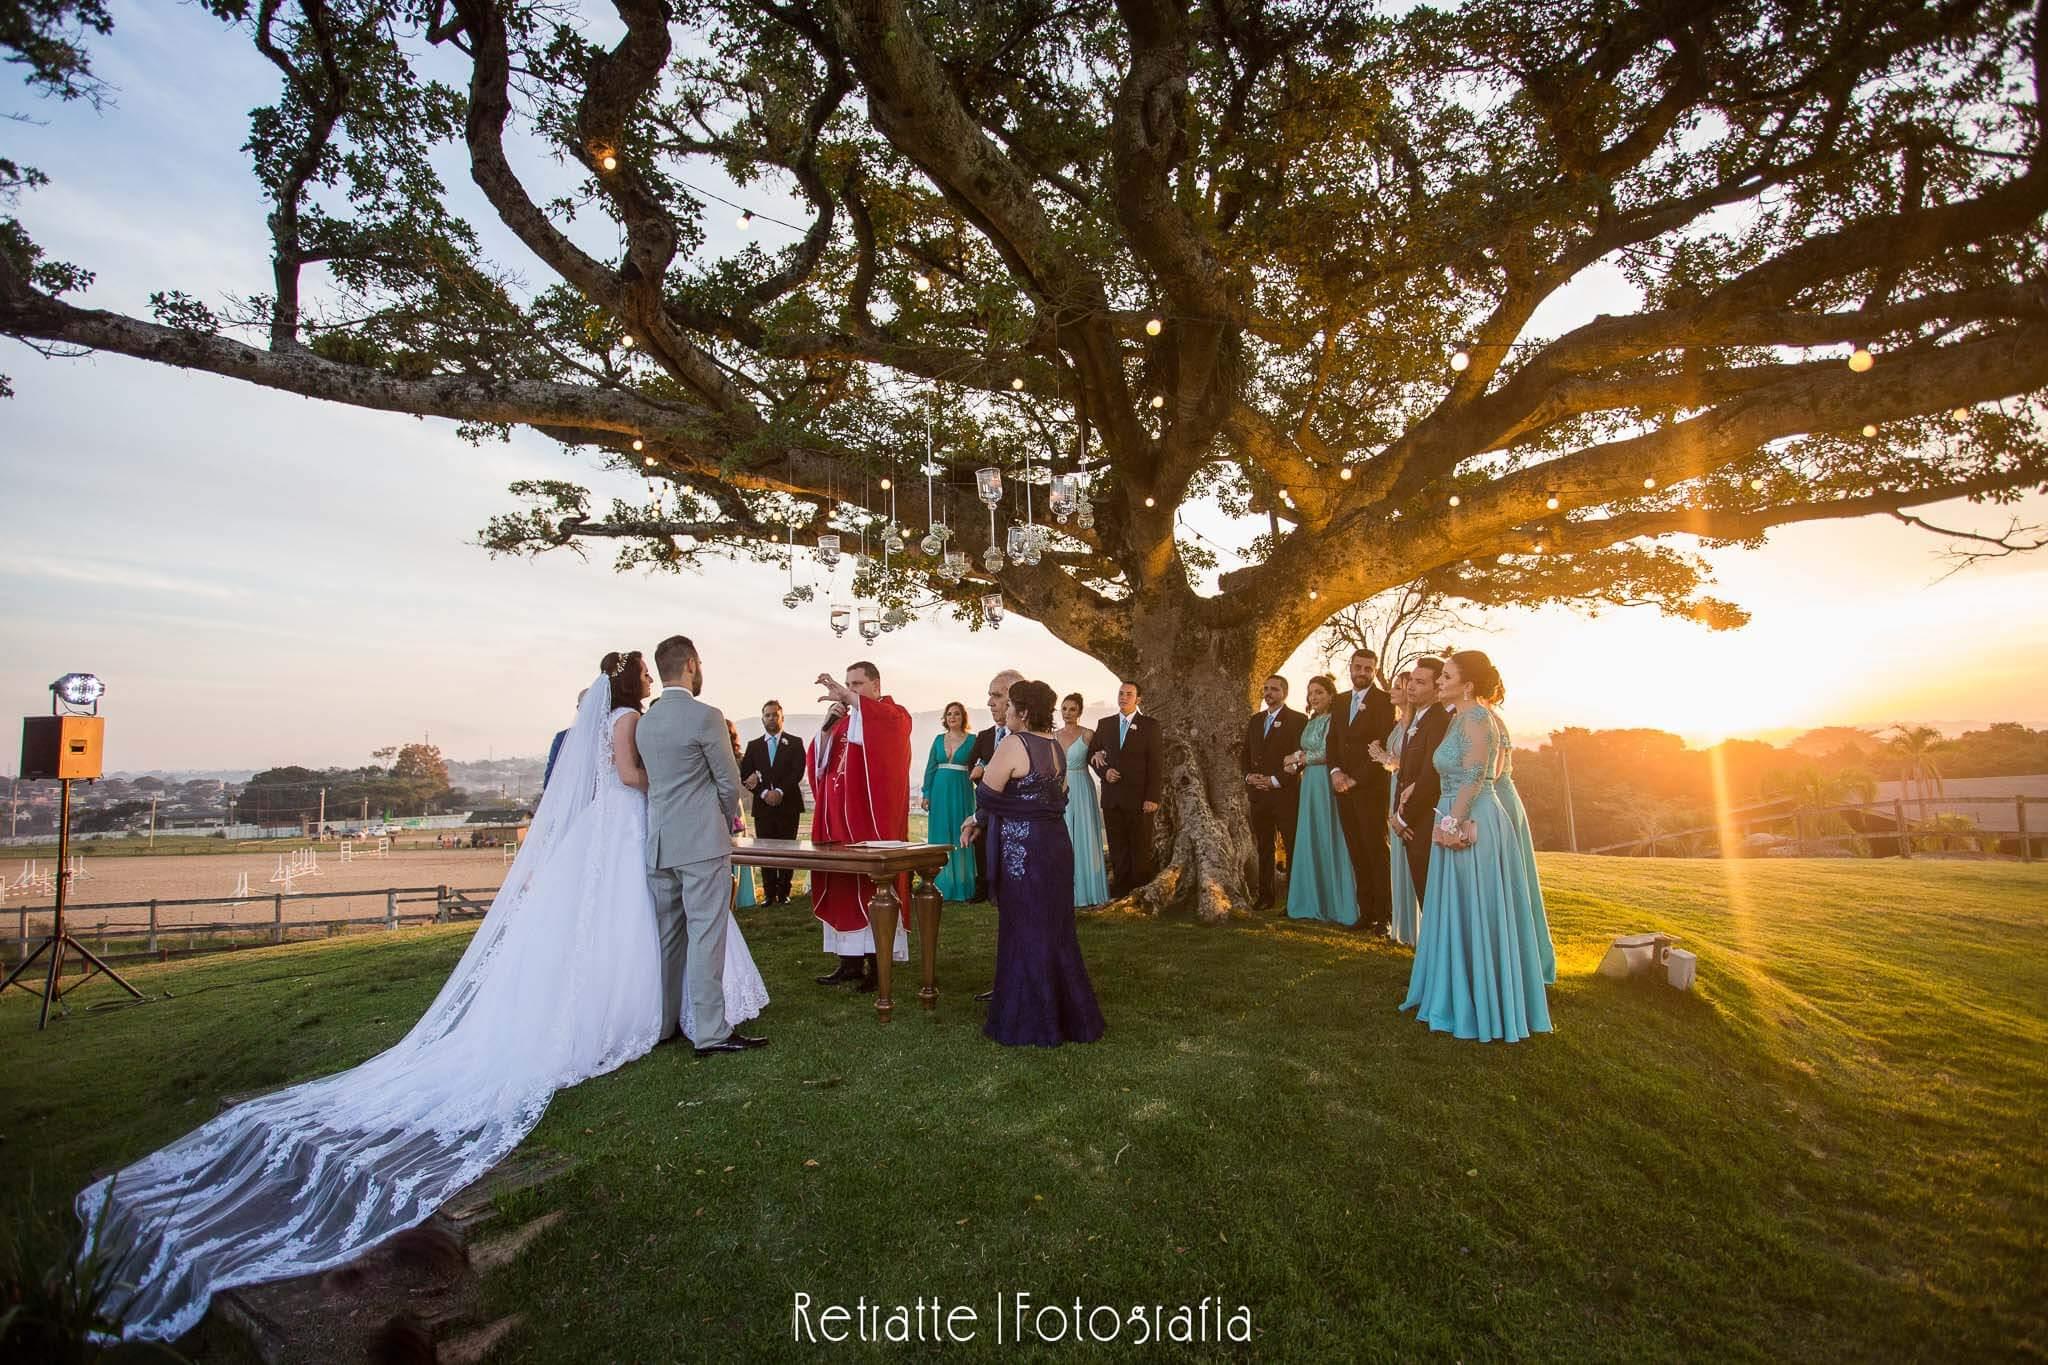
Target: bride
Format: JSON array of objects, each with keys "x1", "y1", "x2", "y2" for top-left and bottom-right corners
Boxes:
[{"x1": 79, "y1": 650, "x2": 766, "y2": 1341}]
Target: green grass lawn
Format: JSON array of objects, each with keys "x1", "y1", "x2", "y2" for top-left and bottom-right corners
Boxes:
[{"x1": 3, "y1": 856, "x2": 2044, "y2": 1360}]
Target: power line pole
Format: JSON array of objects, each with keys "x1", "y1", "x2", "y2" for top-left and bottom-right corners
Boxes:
[
  {"x1": 317, "y1": 787, "x2": 327, "y2": 838},
  {"x1": 1552, "y1": 730, "x2": 1579, "y2": 854},
  {"x1": 147, "y1": 793, "x2": 158, "y2": 850}
]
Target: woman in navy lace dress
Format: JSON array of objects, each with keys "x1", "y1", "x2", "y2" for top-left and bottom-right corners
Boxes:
[{"x1": 965, "y1": 679, "x2": 1108, "y2": 1047}]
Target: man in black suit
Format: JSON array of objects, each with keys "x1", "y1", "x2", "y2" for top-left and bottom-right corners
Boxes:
[
  {"x1": 739, "y1": 700, "x2": 806, "y2": 903},
  {"x1": 1325, "y1": 648, "x2": 1398, "y2": 932},
  {"x1": 1241, "y1": 674, "x2": 1307, "y2": 910},
  {"x1": 1387, "y1": 658, "x2": 1452, "y2": 902},
  {"x1": 1087, "y1": 679, "x2": 1163, "y2": 898},
  {"x1": 966, "y1": 668, "x2": 1026, "y2": 903}
]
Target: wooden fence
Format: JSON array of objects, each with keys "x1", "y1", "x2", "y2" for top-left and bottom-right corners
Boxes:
[
  {"x1": 4, "y1": 884, "x2": 498, "y2": 973},
  {"x1": 1587, "y1": 794, "x2": 2043, "y2": 860}
]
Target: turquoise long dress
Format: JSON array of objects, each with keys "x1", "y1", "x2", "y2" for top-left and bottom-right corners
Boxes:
[
  {"x1": 1287, "y1": 713, "x2": 1359, "y2": 926},
  {"x1": 1064, "y1": 734, "x2": 1110, "y2": 907},
  {"x1": 1400, "y1": 703, "x2": 1552, "y2": 1042},
  {"x1": 922, "y1": 732, "x2": 979, "y2": 901},
  {"x1": 1485, "y1": 711, "x2": 1556, "y2": 984},
  {"x1": 1387, "y1": 718, "x2": 1420, "y2": 947}
]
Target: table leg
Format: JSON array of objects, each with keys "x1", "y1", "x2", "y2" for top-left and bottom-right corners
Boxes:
[
  {"x1": 914, "y1": 870, "x2": 943, "y2": 1009},
  {"x1": 866, "y1": 878, "x2": 900, "y2": 1023}
]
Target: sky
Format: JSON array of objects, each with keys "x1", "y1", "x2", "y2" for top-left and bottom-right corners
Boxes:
[{"x1": 3, "y1": 3, "x2": 2046, "y2": 774}]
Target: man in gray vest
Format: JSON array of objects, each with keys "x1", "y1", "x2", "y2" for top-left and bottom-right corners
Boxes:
[{"x1": 639, "y1": 634, "x2": 768, "y2": 1056}]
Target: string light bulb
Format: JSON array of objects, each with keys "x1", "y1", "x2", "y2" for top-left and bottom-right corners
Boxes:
[
  {"x1": 1144, "y1": 496, "x2": 1157, "y2": 507},
  {"x1": 1533, "y1": 540, "x2": 1544, "y2": 553},
  {"x1": 621, "y1": 333, "x2": 635, "y2": 349},
  {"x1": 1750, "y1": 477, "x2": 1765, "y2": 491},
  {"x1": 1951, "y1": 407, "x2": 1968, "y2": 420},
  {"x1": 1447, "y1": 494, "x2": 1461, "y2": 508},
  {"x1": 1545, "y1": 495, "x2": 1560, "y2": 511},
  {"x1": 1150, "y1": 395, "x2": 1165, "y2": 409},
  {"x1": 737, "y1": 210, "x2": 754, "y2": 229},
  {"x1": 1145, "y1": 317, "x2": 1163, "y2": 336},
  {"x1": 1862, "y1": 423, "x2": 1878, "y2": 437},
  {"x1": 1011, "y1": 377, "x2": 1026, "y2": 390},
  {"x1": 1339, "y1": 467, "x2": 1353, "y2": 481},
  {"x1": 913, "y1": 272, "x2": 931, "y2": 292},
  {"x1": 1308, "y1": 587, "x2": 1319, "y2": 602},
  {"x1": 1848, "y1": 347, "x2": 1874, "y2": 372},
  {"x1": 600, "y1": 154, "x2": 617, "y2": 171},
  {"x1": 643, "y1": 456, "x2": 656, "y2": 468},
  {"x1": 1643, "y1": 476, "x2": 1657, "y2": 489},
  {"x1": 879, "y1": 478, "x2": 891, "y2": 491},
  {"x1": 1450, "y1": 349, "x2": 1471, "y2": 372},
  {"x1": 631, "y1": 438, "x2": 644, "y2": 452}
]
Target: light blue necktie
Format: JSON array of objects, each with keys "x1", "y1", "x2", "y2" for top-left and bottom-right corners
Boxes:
[
  {"x1": 1350, "y1": 692, "x2": 1363, "y2": 724},
  {"x1": 1264, "y1": 709, "x2": 1278, "y2": 737},
  {"x1": 1120, "y1": 714, "x2": 1131, "y2": 745},
  {"x1": 766, "y1": 734, "x2": 778, "y2": 764}
]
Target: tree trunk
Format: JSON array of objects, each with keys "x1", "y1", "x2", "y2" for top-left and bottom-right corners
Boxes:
[{"x1": 1104, "y1": 594, "x2": 1269, "y2": 923}]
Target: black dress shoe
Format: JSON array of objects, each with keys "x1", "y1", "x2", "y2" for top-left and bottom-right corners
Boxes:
[
  {"x1": 973, "y1": 989, "x2": 994, "y2": 1003},
  {"x1": 815, "y1": 960, "x2": 863, "y2": 985},
  {"x1": 694, "y1": 1038, "x2": 749, "y2": 1055},
  {"x1": 729, "y1": 1032, "x2": 769, "y2": 1048}
]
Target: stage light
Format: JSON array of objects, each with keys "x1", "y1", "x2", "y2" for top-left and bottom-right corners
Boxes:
[{"x1": 53, "y1": 673, "x2": 104, "y2": 709}]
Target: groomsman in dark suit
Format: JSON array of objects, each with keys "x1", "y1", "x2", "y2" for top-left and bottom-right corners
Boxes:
[
  {"x1": 1087, "y1": 680, "x2": 1163, "y2": 898},
  {"x1": 1241, "y1": 674, "x2": 1307, "y2": 910},
  {"x1": 739, "y1": 700, "x2": 806, "y2": 903},
  {"x1": 1388, "y1": 658, "x2": 1452, "y2": 901},
  {"x1": 967, "y1": 668, "x2": 1026, "y2": 903},
  {"x1": 1325, "y1": 648, "x2": 1397, "y2": 931}
]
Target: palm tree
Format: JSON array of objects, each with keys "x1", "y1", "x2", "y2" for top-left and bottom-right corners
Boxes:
[
  {"x1": 1763, "y1": 766, "x2": 1878, "y2": 855},
  {"x1": 1885, "y1": 725, "x2": 1949, "y2": 826}
]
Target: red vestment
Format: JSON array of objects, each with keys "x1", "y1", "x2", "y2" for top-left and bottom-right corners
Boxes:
[{"x1": 810, "y1": 692, "x2": 913, "y2": 940}]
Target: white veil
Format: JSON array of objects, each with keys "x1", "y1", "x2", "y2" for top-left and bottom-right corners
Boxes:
[{"x1": 80, "y1": 678, "x2": 657, "y2": 1341}]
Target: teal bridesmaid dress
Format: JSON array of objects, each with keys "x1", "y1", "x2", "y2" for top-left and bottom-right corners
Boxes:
[
  {"x1": 1286, "y1": 713, "x2": 1358, "y2": 926},
  {"x1": 1387, "y1": 720, "x2": 1420, "y2": 947},
  {"x1": 734, "y1": 857, "x2": 760, "y2": 908},
  {"x1": 1485, "y1": 710, "x2": 1556, "y2": 984},
  {"x1": 1400, "y1": 704, "x2": 1552, "y2": 1041},
  {"x1": 1065, "y1": 735, "x2": 1110, "y2": 907},
  {"x1": 922, "y1": 733, "x2": 979, "y2": 901}
]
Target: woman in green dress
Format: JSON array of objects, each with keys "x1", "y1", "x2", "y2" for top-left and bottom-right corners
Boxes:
[
  {"x1": 727, "y1": 719, "x2": 759, "y2": 908},
  {"x1": 1285, "y1": 675, "x2": 1359, "y2": 926},
  {"x1": 1382, "y1": 670, "x2": 1421, "y2": 946},
  {"x1": 921, "y1": 701, "x2": 979, "y2": 901}
]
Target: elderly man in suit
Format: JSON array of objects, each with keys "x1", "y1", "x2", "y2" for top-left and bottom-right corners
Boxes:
[
  {"x1": 638, "y1": 634, "x2": 767, "y2": 1057},
  {"x1": 1086, "y1": 679, "x2": 1163, "y2": 898},
  {"x1": 739, "y1": 700, "x2": 806, "y2": 904}
]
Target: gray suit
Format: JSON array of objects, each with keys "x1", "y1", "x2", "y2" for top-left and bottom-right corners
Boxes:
[{"x1": 638, "y1": 685, "x2": 744, "y2": 1044}]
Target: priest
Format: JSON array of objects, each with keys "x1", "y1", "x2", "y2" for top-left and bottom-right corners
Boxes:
[{"x1": 808, "y1": 660, "x2": 913, "y2": 989}]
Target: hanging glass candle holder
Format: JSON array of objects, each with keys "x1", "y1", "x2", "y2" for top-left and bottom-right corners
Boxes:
[
  {"x1": 882, "y1": 604, "x2": 910, "y2": 629},
  {"x1": 943, "y1": 548, "x2": 968, "y2": 582},
  {"x1": 982, "y1": 543, "x2": 1006, "y2": 574},
  {"x1": 782, "y1": 588, "x2": 802, "y2": 610},
  {"x1": 1006, "y1": 522, "x2": 1029, "y2": 562},
  {"x1": 982, "y1": 592, "x2": 1005, "y2": 627},
  {"x1": 884, "y1": 523, "x2": 906, "y2": 554},
  {"x1": 975, "y1": 467, "x2": 1003, "y2": 506},
  {"x1": 1050, "y1": 474, "x2": 1077, "y2": 523},
  {"x1": 829, "y1": 602, "x2": 851, "y2": 637},
  {"x1": 1076, "y1": 499, "x2": 1094, "y2": 530},
  {"x1": 858, "y1": 605, "x2": 881, "y2": 643},
  {"x1": 817, "y1": 533, "x2": 841, "y2": 569},
  {"x1": 919, "y1": 528, "x2": 944, "y2": 556}
]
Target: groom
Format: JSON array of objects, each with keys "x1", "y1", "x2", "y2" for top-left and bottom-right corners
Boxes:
[{"x1": 639, "y1": 634, "x2": 767, "y2": 1057}]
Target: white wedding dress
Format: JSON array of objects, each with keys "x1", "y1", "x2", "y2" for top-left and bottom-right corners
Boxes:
[{"x1": 79, "y1": 681, "x2": 765, "y2": 1341}]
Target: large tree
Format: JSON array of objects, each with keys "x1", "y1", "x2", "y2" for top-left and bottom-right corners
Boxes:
[{"x1": 4, "y1": 0, "x2": 2046, "y2": 916}]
